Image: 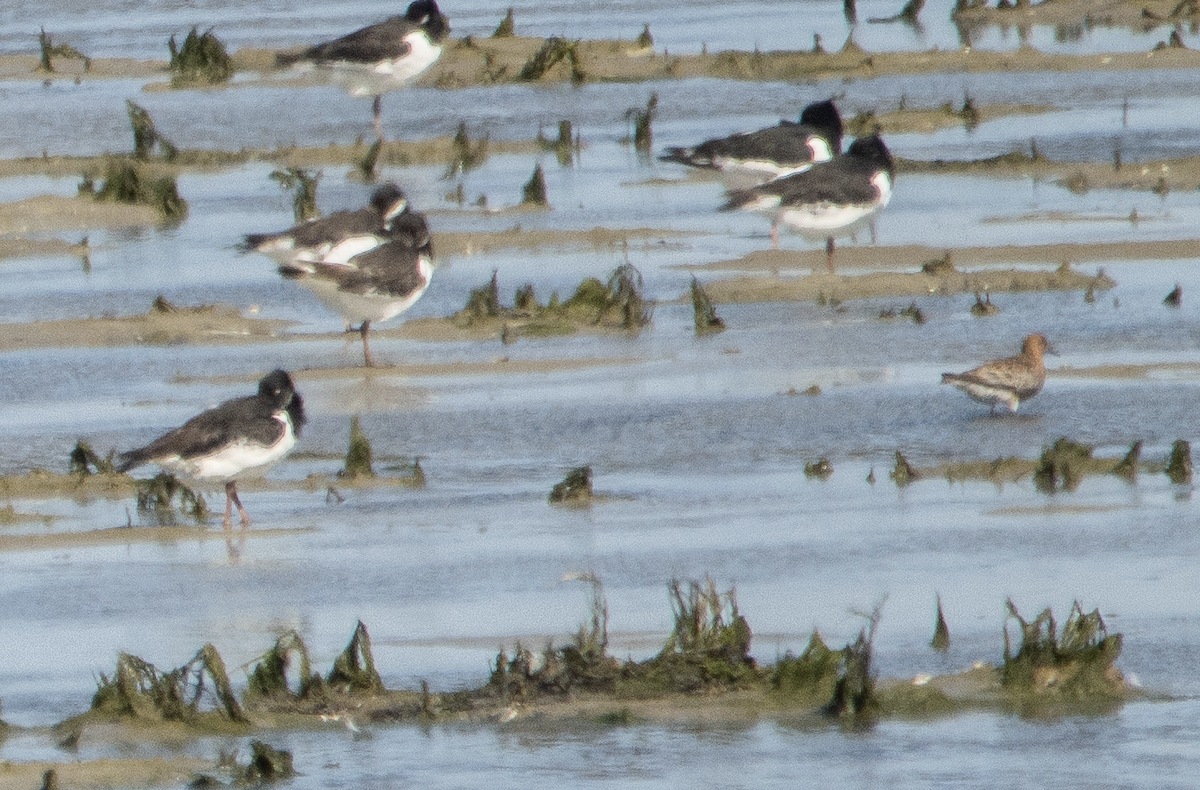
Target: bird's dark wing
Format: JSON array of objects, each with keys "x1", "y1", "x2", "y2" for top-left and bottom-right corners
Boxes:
[
  {"x1": 303, "y1": 17, "x2": 414, "y2": 64},
  {"x1": 698, "y1": 125, "x2": 822, "y2": 165},
  {"x1": 769, "y1": 160, "x2": 882, "y2": 206},
  {"x1": 317, "y1": 242, "x2": 429, "y2": 298},
  {"x1": 118, "y1": 396, "x2": 284, "y2": 471},
  {"x1": 243, "y1": 208, "x2": 381, "y2": 252}
]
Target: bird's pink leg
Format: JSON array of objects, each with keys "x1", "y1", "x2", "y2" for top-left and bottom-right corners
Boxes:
[
  {"x1": 226, "y1": 481, "x2": 250, "y2": 527},
  {"x1": 770, "y1": 222, "x2": 779, "y2": 251}
]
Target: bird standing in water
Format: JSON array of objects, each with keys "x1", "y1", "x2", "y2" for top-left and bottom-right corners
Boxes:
[
  {"x1": 117, "y1": 370, "x2": 306, "y2": 527},
  {"x1": 941, "y1": 334, "x2": 1050, "y2": 413},
  {"x1": 277, "y1": 0, "x2": 450, "y2": 142}
]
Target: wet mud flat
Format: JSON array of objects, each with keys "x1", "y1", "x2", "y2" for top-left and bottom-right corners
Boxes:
[{"x1": 4, "y1": 9, "x2": 1200, "y2": 790}]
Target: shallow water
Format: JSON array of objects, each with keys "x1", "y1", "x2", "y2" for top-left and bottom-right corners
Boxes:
[{"x1": 4, "y1": 1, "x2": 1200, "y2": 787}]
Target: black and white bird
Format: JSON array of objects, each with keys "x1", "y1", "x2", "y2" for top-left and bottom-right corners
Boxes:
[
  {"x1": 117, "y1": 370, "x2": 306, "y2": 528},
  {"x1": 241, "y1": 182, "x2": 412, "y2": 267},
  {"x1": 720, "y1": 134, "x2": 894, "y2": 270},
  {"x1": 661, "y1": 99, "x2": 843, "y2": 181},
  {"x1": 277, "y1": 0, "x2": 450, "y2": 141},
  {"x1": 268, "y1": 193, "x2": 433, "y2": 368}
]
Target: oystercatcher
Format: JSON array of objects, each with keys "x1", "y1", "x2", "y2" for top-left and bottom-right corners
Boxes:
[
  {"x1": 117, "y1": 370, "x2": 306, "y2": 527},
  {"x1": 720, "y1": 134, "x2": 894, "y2": 270},
  {"x1": 941, "y1": 334, "x2": 1049, "y2": 413},
  {"x1": 277, "y1": 0, "x2": 450, "y2": 141},
  {"x1": 274, "y1": 197, "x2": 434, "y2": 367},
  {"x1": 661, "y1": 99, "x2": 843, "y2": 180},
  {"x1": 241, "y1": 183, "x2": 411, "y2": 267}
]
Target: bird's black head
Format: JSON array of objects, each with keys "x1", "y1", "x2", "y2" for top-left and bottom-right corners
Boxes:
[
  {"x1": 847, "y1": 135, "x2": 893, "y2": 173},
  {"x1": 406, "y1": 0, "x2": 450, "y2": 40},
  {"x1": 799, "y1": 99, "x2": 843, "y2": 154},
  {"x1": 370, "y1": 182, "x2": 408, "y2": 215},
  {"x1": 258, "y1": 369, "x2": 308, "y2": 435}
]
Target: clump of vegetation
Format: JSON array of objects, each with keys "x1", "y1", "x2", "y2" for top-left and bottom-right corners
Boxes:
[
  {"x1": 1033, "y1": 437, "x2": 1093, "y2": 493},
  {"x1": 269, "y1": 168, "x2": 321, "y2": 224},
  {"x1": 630, "y1": 579, "x2": 756, "y2": 694},
  {"x1": 970, "y1": 291, "x2": 998, "y2": 316},
  {"x1": 489, "y1": 574, "x2": 621, "y2": 701},
  {"x1": 68, "y1": 441, "x2": 115, "y2": 477},
  {"x1": 625, "y1": 93, "x2": 658, "y2": 154},
  {"x1": 824, "y1": 602, "x2": 883, "y2": 725},
  {"x1": 900, "y1": 302, "x2": 926, "y2": 324},
  {"x1": 635, "y1": 24, "x2": 654, "y2": 49},
  {"x1": 446, "y1": 121, "x2": 489, "y2": 178},
  {"x1": 492, "y1": 8, "x2": 515, "y2": 37},
  {"x1": 37, "y1": 28, "x2": 91, "y2": 73},
  {"x1": 1002, "y1": 600, "x2": 1126, "y2": 705},
  {"x1": 518, "y1": 37, "x2": 584, "y2": 84},
  {"x1": 959, "y1": 93, "x2": 980, "y2": 130},
  {"x1": 242, "y1": 741, "x2": 296, "y2": 783},
  {"x1": 891, "y1": 451, "x2": 917, "y2": 487},
  {"x1": 521, "y1": 163, "x2": 548, "y2": 206},
  {"x1": 604, "y1": 262, "x2": 652, "y2": 329},
  {"x1": 1166, "y1": 439, "x2": 1192, "y2": 484},
  {"x1": 89, "y1": 645, "x2": 248, "y2": 724},
  {"x1": 134, "y1": 472, "x2": 208, "y2": 526},
  {"x1": 1164, "y1": 283, "x2": 1182, "y2": 307},
  {"x1": 931, "y1": 594, "x2": 950, "y2": 651},
  {"x1": 327, "y1": 621, "x2": 385, "y2": 694},
  {"x1": 1111, "y1": 440, "x2": 1141, "y2": 481},
  {"x1": 357, "y1": 139, "x2": 382, "y2": 182},
  {"x1": 83, "y1": 159, "x2": 188, "y2": 220},
  {"x1": 771, "y1": 631, "x2": 842, "y2": 701},
  {"x1": 125, "y1": 100, "x2": 178, "y2": 161},
  {"x1": 340, "y1": 416, "x2": 375, "y2": 479},
  {"x1": 464, "y1": 270, "x2": 502, "y2": 320},
  {"x1": 804, "y1": 458, "x2": 833, "y2": 479},
  {"x1": 690, "y1": 276, "x2": 725, "y2": 334},
  {"x1": 246, "y1": 630, "x2": 323, "y2": 702},
  {"x1": 549, "y1": 466, "x2": 593, "y2": 503},
  {"x1": 537, "y1": 120, "x2": 578, "y2": 166},
  {"x1": 845, "y1": 110, "x2": 882, "y2": 137},
  {"x1": 168, "y1": 28, "x2": 232, "y2": 85}
]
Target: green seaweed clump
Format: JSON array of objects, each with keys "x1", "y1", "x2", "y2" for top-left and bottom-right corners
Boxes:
[
  {"x1": 269, "y1": 167, "x2": 321, "y2": 224},
  {"x1": 340, "y1": 415, "x2": 376, "y2": 479},
  {"x1": 517, "y1": 36, "x2": 584, "y2": 84},
  {"x1": 89, "y1": 645, "x2": 248, "y2": 724},
  {"x1": 1166, "y1": 439, "x2": 1192, "y2": 485},
  {"x1": 1002, "y1": 600, "x2": 1127, "y2": 707},
  {"x1": 86, "y1": 159, "x2": 188, "y2": 220},
  {"x1": 549, "y1": 466, "x2": 592, "y2": 503},
  {"x1": 489, "y1": 573, "x2": 620, "y2": 700},
  {"x1": 770, "y1": 630, "x2": 842, "y2": 701},
  {"x1": 931, "y1": 595, "x2": 950, "y2": 651},
  {"x1": 823, "y1": 604, "x2": 882, "y2": 726},
  {"x1": 633, "y1": 578, "x2": 756, "y2": 693},
  {"x1": 690, "y1": 276, "x2": 726, "y2": 334},
  {"x1": 521, "y1": 163, "x2": 548, "y2": 206},
  {"x1": 625, "y1": 93, "x2": 658, "y2": 154},
  {"x1": 242, "y1": 741, "x2": 296, "y2": 783},
  {"x1": 1033, "y1": 437, "x2": 1093, "y2": 493},
  {"x1": 246, "y1": 630, "x2": 323, "y2": 702},
  {"x1": 464, "y1": 270, "x2": 502, "y2": 321},
  {"x1": 1111, "y1": 440, "x2": 1141, "y2": 481},
  {"x1": 891, "y1": 451, "x2": 917, "y2": 487},
  {"x1": 68, "y1": 441, "x2": 115, "y2": 477},
  {"x1": 492, "y1": 8, "x2": 515, "y2": 37},
  {"x1": 326, "y1": 621, "x2": 385, "y2": 694},
  {"x1": 134, "y1": 472, "x2": 208, "y2": 526},
  {"x1": 125, "y1": 100, "x2": 178, "y2": 162},
  {"x1": 446, "y1": 121, "x2": 489, "y2": 177},
  {"x1": 168, "y1": 28, "x2": 232, "y2": 85},
  {"x1": 804, "y1": 458, "x2": 833, "y2": 479},
  {"x1": 604, "y1": 262, "x2": 652, "y2": 330},
  {"x1": 38, "y1": 28, "x2": 91, "y2": 73}
]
